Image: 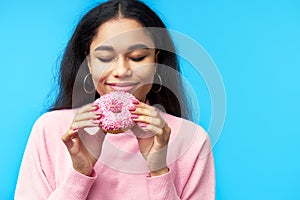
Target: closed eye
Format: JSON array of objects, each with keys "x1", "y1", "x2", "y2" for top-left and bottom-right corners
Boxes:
[
  {"x1": 130, "y1": 56, "x2": 146, "y2": 62},
  {"x1": 98, "y1": 57, "x2": 114, "y2": 63}
]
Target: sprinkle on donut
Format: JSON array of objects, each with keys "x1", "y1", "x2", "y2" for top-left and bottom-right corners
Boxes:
[{"x1": 94, "y1": 91, "x2": 138, "y2": 133}]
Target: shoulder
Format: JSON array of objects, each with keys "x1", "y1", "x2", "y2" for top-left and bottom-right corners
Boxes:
[
  {"x1": 36, "y1": 109, "x2": 74, "y2": 125},
  {"x1": 31, "y1": 109, "x2": 75, "y2": 137},
  {"x1": 163, "y1": 113, "x2": 208, "y2": 141},
  {"x1": 163, "y1": 113, "x2": 212, "y2": 160}
]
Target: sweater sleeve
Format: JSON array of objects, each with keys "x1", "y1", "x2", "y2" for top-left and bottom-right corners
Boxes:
[
  {"x1": 146, "y1": 127, "x2": 215, "y2": 200},
  {"x1": 146, "y1": 171, "x2": 180, "y2": 200},
  {"x1": 14, "y1": 114, "x2": 97, "y2": 200},
  {"x1": 180, "y1": 144, "x2": 215, "y2": 200}
]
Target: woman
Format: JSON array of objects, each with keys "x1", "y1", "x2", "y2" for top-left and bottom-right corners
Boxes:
[{"x1": 15, "y1": 0, "x2": 215, "y2": 199}]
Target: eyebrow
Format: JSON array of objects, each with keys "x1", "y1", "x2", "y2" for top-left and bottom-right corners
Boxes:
[
  {"x1": 94, "y1": 44, "x2": 150, "y2": 52},
  {"x1": 127, "y1": 44, "x2": 150, "y2": 51},
  {"x1": 94, "y1": 46, "x2": 114, "y2": 51}
]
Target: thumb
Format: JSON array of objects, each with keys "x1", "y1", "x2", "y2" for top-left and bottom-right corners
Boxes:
[{"x1": 61, "y1": 128, "x2": 79, "y2": 149}]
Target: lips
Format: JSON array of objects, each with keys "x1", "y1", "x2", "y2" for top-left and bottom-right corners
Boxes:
[{"x1": 107, "y1": 82, "x2": 139, "y2": 92}]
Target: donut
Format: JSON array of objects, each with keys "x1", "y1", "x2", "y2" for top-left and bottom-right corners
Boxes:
[{"x1": 94, "y1": 91, "x2": 138, "y2": 133}]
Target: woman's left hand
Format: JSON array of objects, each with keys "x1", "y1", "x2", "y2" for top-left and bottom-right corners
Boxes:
[{"x1": 131, "y1": 102, "x2": 171, "y2": 176}]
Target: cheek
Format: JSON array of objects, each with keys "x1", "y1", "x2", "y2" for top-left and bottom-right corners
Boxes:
[
  {"x1": 134, "y1": 65, "x2": 156, "y2": 83},
  {"x1": 133, "y1": 66, "x2": 155, "y2": 100},
  {"x1": 89, "y1": 60, "x2": 109, "y2": 82},
  {"x1": 90, "y1": 68, "x2": 107, "y2": 96}
]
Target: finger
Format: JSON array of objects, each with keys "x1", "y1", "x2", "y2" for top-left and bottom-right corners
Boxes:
[
  {"x1": 132, "y1": 114, "x2": 164, "y2": 128},
  {"x1": 162, "y1": 124, "x2": 171, "y2": 141},
  {"x1": 77, "y1": 103, "x2": 98, "y2": 114},
  {"x1": 133, "y1": 102, "x2": 160, "y2": 115},
  {"x1": 143, "y1": 124, "x2": 163, "y2": 136},
  {"x1": 75, "y1": 111, "x2": 101, "y2": 122},
  {"x1": 73, "y1": 120, "x2": 100, "y2": 129},
  {"x1": 134, "y1": 101, "x2": 153, "y2": 109},
  {"x1": 61, "y1": 128, "x2": 79, "y2": 148},
  {"x1": 139, "y1": 122, "x2": 171, "y2": 139},
  {"x1": 132, "y1": 107, "x2": 159, "y2": 118},
  {"x1": 143, "y1": 125, "x2": 169, "y2": 148}
]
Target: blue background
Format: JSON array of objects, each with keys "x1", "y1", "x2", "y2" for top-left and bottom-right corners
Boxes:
[{"x1": 1, "y1": 0, "x2": 299, "y2": 199}]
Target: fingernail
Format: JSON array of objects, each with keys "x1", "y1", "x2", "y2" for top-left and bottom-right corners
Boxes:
[
  {"x1": 131, "y1": 114, "x2": 139, "y2": 119},
  {"x1": 137, "y1": 122, "x2": 147, "y2": 128},
  {"x1": 128, "y1": 105, "x2": 136, "y2": 111},
  {"x1": 93, "y1": 103, "x2": 99, "y2": 109},
  {"x1": 94, "y1": 109, "x2": 102, "y2": 115},
  {"x1": 95, "y1": 115, "x2": 102, "y2": 119},
  {"x1": 92, "y1": 120, "x2": 100, "y2": 124},
  {"x1": 132, "y1": 99, "x2": 140, "y2": 104}
]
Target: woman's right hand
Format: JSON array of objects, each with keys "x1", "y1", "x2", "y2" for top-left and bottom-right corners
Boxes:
[{"x1": 61, "y1": 103, "x2": 102, "y2": 176}]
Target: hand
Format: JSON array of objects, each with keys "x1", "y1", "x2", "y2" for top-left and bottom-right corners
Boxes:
[
  {"x1": 61, "y1": 103, "x2": 103, "y2": 176},
  {"x1": 131, "y1": 102, "x2": 171, "y2": 176}
]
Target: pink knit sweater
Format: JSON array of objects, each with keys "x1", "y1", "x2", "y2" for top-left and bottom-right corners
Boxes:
[{"x1": 15, "y1": 109, "x2": 215, "y2": 199}]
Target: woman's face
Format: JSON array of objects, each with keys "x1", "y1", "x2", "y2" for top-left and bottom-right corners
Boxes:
[{"x1": 88, "y1": 18, "x2": 156, "y2": 102}]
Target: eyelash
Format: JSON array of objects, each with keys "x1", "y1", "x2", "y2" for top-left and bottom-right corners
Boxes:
[
  {"x1": 97, "y1": 56, "x2": 146, "y2": 63},
  {"x1": 131, "y1": 56, "x2": 146, "y2": 62},
  {"x1": 98, "y1": 58, "x2": 114, "y2": 63}
]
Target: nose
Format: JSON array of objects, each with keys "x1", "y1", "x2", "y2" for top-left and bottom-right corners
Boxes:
[{"x1": 112, "y1": 55, "x2": 132, "y2": 78}]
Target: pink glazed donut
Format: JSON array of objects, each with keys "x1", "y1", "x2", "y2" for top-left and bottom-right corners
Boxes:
[{"x1": 94, "y1": 91, "x2": 138, "y2": 133}]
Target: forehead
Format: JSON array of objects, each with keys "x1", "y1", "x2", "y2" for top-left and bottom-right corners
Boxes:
[{"x1": 90, "y1": 18, "x2": 155, "y2": 52}]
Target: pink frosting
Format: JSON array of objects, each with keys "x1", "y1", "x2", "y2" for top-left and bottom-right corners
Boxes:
[{"x1": 94, "y1": 91, "x2": 137, "y2": 132}]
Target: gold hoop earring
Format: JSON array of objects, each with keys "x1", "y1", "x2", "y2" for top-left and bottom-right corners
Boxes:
[
  {"x1": 152, "y1": 73, "x2": 162, "y2": 93},
  {"x1": 83, "y1": 73, "x2": 96, "y2": 94}
]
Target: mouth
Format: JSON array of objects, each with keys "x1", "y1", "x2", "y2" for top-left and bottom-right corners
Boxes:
[{"x1": 106, "y1": 82, "x2": 139, "y2": 92}]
